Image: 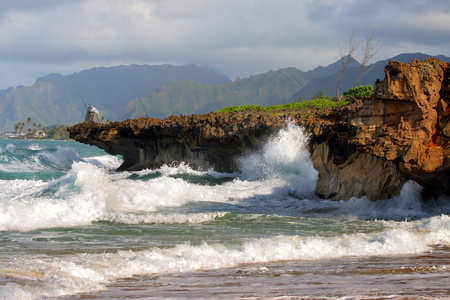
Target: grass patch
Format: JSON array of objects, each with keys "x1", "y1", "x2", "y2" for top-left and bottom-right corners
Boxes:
[{"x1": 215, "y1": 98, "x2": 349, "y2": 113}]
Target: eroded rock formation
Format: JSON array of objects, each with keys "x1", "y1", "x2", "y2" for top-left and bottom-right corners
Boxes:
[
  {"x1": 306, "y1": 57, "x2": 450, "y2": 200},
  {"x1": 68, "y1": 58, "x2": 450, "y2": 201}
]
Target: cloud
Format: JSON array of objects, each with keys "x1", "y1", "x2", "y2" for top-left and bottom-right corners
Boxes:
[{"x1": 0, "y1": 0, "x2": 449, "y2": 89}]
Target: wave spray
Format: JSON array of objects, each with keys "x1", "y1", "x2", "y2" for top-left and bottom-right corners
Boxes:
[{"x1": 239, "y1": 120, "x2": 318, "y2": 198}]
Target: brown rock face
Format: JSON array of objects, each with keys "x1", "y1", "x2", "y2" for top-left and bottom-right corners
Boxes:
[
  {"x1": 68, "y1": 58, "x2": 450, "y2": 201},
  {"x1": 357, "y1": 58, "x2": 449, "y2": 195},
  {"x1": 305, "y1": 58, "x2": 450, "y2": 200}
]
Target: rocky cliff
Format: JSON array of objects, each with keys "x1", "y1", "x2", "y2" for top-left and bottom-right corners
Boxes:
[
  {"x1": 306, "y1": 57, "x2": 450, "y2": 200},
  {"x1": 68, "y1": 58, "x2": 450, "y2": 201}
]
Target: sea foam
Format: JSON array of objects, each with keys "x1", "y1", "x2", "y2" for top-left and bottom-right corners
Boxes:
[{"x1": 0, "y1": 159, "x2": 298, "y2": 230}]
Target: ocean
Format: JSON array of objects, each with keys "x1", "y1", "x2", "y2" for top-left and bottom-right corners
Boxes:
[{"x1": 0, "y1": 123, "x2": 449, "y2": 299}]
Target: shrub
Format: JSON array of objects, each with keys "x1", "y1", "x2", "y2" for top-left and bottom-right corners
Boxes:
[
  {"x1": 216, "y1": 98, "x2": 349, "y2": 114},
  {"x1": 343, "y1": 85, "x2": 374, "y2": 100}
]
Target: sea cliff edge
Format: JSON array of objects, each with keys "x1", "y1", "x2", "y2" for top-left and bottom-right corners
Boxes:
[{"x1": 69, "y1": 58, "x2": 450, "y2": 201}]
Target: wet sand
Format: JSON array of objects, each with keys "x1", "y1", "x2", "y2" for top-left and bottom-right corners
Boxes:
[{"x1": 64, "y1": 246, "x2": 450, "y2": 299}]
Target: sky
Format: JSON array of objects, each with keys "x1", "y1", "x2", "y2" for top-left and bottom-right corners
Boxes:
[{"x1": 1, "y1": 0, "x2": 450, "y2": 90}]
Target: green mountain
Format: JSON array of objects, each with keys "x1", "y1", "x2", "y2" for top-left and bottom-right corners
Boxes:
[
  {"x1": 291, "y1": 53, "x2": 450, "y2": 100},
  {"x1": 2, "y1": 53, "x2": 449, "y2": 132},
  {"x1": 123, "y1": 67, "x2": 309, "y2": 119},
  {"x1": 125, "y1": 53, "x2": 450, "y2": 120},
  {"x1": 0, "y1": 64, "x2": 231, "y2": 131}
]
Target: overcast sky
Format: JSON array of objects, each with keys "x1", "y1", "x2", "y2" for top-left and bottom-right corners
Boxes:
[{"x1": 1, "y1": 0, "x2": 449, "y2": 90}]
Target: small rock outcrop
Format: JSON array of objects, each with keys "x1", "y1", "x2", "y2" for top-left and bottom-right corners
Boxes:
[
  {"x1": 69, "y1": 113, "x2": 290, "y2": 172},
  {"x1": 68, "y1": 58, "x2": 450, "y2": 201}
]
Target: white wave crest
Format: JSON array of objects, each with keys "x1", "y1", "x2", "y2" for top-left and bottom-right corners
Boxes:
[
  {"x1": 239, "y1": 120, "x2": 318, "y2": 198},
  {"x1": 102, "y1": 211, "x2": 228, "y2": 224},
  {"x1": 2, "y1": 214, "x2": 448, "y2": 299}
]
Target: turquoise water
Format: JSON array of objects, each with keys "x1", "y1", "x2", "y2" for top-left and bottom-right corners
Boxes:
[{"x1": 0, "y1": 124, "x2": 449, "y2": 299}]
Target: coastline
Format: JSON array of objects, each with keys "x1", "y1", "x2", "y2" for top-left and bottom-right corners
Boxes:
[
  {"x1": 64, "y1": 248, "x2": 450, "y2": 299},
  {"x1": 68, "y1": 59, "x2": 450, "y2": 201}
]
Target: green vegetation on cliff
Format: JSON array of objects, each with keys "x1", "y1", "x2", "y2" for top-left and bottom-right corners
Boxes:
[
  {"x1": 343, "y1": 85, "x2": 374, "y2": 100},
  {"x1": 215, "y1": 98, "x2": 349, "y2": 113}
]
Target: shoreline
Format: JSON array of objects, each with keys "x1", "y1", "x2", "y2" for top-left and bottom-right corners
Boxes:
[{"x1": 64, "y1": 248, "x2": 450, "y2": 299}]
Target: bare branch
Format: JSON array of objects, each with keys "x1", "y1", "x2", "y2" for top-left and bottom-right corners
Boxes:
[
  {"x1": 354, "y1": 33, "x2": 382, "y2": 86},
  {"x1": 336, "y1": 31, "x2": 359, "y2": 99}
]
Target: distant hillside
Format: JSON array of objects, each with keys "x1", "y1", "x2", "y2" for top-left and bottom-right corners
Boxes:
[
  {"x1": 124, "y1": 53, "x2": 450, "y2": 119},
  {"x1": 2, "y1": 53, "x2": 449, "y2": 132},
  {"x1": 291, "y1": 53, "x2": 450, "y2": 100},
  {"x1": 123, "y1": 68, "x2": 309, "y2": 119},
  {"x1": 0, "y1": 64, "x2": 231, "y2": 131},
  {"x1": 304, "y1": 57, "x2": 360, "y2": 80}
]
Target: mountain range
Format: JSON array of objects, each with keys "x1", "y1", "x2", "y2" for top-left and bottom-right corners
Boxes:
[
  {"x1": 122, "y1": 67, "x2": 310, "y2": 119},
  {"x1": 0, "y1": 64, "x2": 231, "y2": 132},
  {"x1": 120, "y1": 52, "x2": 450, "y2": 120},
  {"x1": 1, "y1": 52, "x2": 449, "y2": 132}
]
